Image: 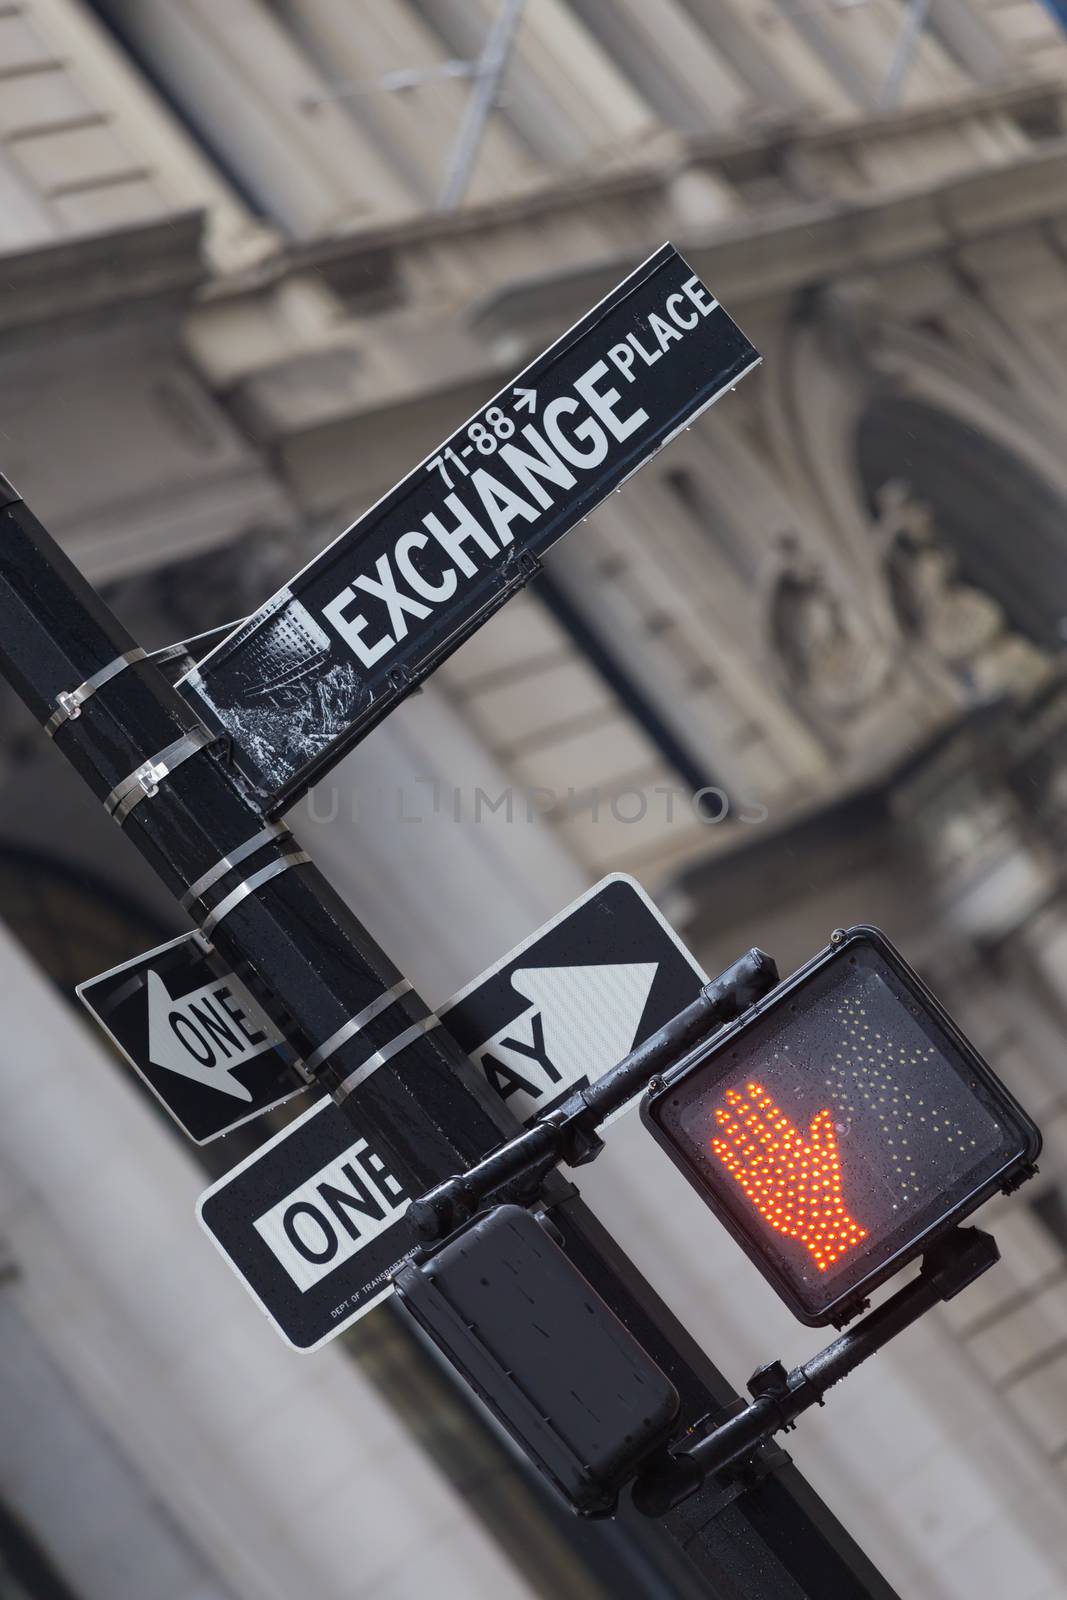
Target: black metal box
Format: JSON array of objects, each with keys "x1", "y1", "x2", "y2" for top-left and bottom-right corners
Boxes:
[{"x1": 393, "y1": 1205, "x2": 679, "y2": 1514}]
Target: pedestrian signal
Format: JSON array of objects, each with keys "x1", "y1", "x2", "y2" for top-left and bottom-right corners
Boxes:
[{"x1": 642, "y1": 926, "x2": 1040, "y2": 1324}]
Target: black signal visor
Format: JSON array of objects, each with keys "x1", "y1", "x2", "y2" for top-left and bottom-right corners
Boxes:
[{"x1": 642, "y1": 926, "x2": 1041, "y2": 1326}]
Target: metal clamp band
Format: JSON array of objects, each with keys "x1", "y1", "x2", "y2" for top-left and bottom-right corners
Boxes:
[
  {"x1": 304, "y1": 979, "x2": 414, "y2": 1076},
  {"x1": 45, "y1": 648, "x2": 147, "y2": 738},
  {"x1": 335, "y1": 1013, "x2": 441, "y2": 1102},
  {"x1": 199, "y1": 851, "x2": 310, "y2": 936},
  {"x1": 104, "y1": 725, "x2": 216, "y2": 826},
  {"x1": 181, "y1": 821, "x2": 292, "y2": 912}
]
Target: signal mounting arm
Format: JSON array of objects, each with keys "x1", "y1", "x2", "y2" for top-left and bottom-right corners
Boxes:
[{"x1": 632, "y1": 1223, "x2": 999, "y2": 1515}]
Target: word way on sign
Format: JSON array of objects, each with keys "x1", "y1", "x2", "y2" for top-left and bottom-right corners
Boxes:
[{"x1": 180, "y1": 244, "x2": 758, "y2": 810}]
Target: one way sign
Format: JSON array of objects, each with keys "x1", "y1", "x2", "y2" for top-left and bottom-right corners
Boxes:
[
  {"x1": 197, "y1": 874, "x2": 706, "y2": 1350},
  {"x1": 77, "y1": 933, "x2": 306, "y2": 1143}
]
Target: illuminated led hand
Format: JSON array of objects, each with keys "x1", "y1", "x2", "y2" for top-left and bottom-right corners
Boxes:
[{"x1": 711, "y1": 1082, "x2": 867, "y2": 1272}]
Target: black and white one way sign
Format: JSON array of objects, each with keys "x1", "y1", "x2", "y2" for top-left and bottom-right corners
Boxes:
[
  {"x1": 197, "y1": 874, "x2": 706, "y2": 1350},
  {"x1": 77, "y1": 933, "x2": 306, "y2": 1144},
  {"x1": 181, "y1": 243, "x2": 758, "y2": 810}
]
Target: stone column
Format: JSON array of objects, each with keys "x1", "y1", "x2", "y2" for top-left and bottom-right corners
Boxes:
[{"x1": 0, "y1": 916, "x2": 533, "y2": 1600}]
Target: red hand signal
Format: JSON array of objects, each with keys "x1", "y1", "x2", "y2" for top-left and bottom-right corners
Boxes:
[{"x1": 710, "y1": 1082, "x2": 867, "y2": 1272}]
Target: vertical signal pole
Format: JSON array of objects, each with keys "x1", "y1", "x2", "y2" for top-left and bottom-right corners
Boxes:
[{"x1": 0, "y1": 473, "x2": 898, "y2": 1600}]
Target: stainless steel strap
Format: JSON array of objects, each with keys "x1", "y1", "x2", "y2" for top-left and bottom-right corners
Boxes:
[
  {"x1": 304, "y1": 979, "x2": 415, "y2": 1076},
  {"x1": 334, "y1": 1013, "x2": 441, "y2": 1101},
  {"x1": 180, "y1": 821, "x2": 292, "y2": 912},
  {"x1": 45, "y1": 648, "x2": 148, "y2": 737},
  {"x1": 103, "y1": 725, "x2": 216, "y2": 825},
  {"x1": 199, "y1": 851, "x2": 311, "y2": 936}
]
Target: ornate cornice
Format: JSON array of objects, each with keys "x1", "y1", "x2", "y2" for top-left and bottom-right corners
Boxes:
[
  {"x1": 195, "y1": 132, "x2": 1067, "y2": 450},
  {"x1": 0, "y1": 211, "x2": 207, "y2": 343}
]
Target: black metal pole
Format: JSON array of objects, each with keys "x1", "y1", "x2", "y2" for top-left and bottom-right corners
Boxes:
[{"x1": 0, "y1": 474, "x2": 899, "y2": 1600}]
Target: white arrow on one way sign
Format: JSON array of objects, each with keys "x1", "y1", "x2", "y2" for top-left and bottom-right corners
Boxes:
[
  {"x1": 470, "y1": 962, "x2": 658, "y2": 1123},
  {"x1": 146, "y1": 968, "x2": 271, "y2": 1101}
]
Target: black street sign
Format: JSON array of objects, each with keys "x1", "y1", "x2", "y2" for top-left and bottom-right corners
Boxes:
[
  {"x1": 77, "y1": 933, "x2": 307, "y2": 1144},
  {"x1": 197, "y1": 873, "x2": 706, "y2": 1350},
  {"x1": 180, "y1": 243, "x2": 758, "y2": 811}
]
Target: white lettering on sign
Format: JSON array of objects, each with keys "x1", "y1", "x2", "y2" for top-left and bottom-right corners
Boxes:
[
  {"x1": 254, "y1": 1138, "x2": 409, "y2": 1292},
  {"x1": 469, "y1": 962, "x2": 659, "y2": 1127},
  {"x1": 317, "y1": 277, "x2": 716, "y2": 674},
  {"x1": 146, "y1": 969, "x2": 278, "y2": 1100}
]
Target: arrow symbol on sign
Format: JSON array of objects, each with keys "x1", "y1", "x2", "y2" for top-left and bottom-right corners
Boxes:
[
  {"x1": 146, "y1": 969, "x2": 254, "y2": 1101},
  {"x1": 473, "y1": 962, "x2": 658, "y2": 1116},
  {"x1": 510, "y1": 962, "x2": 658, "y2": 1081},
  {"x1": 512, "y1": 386, "x2": 538, "y2": 414}
]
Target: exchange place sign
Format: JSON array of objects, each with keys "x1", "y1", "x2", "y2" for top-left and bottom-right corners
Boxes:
[{"x1": 181, "y1": 243, "x2": 759, "y2": 810}]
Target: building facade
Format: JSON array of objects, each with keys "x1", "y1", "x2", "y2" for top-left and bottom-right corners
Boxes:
[{"x1": 5, "y1": 2, "x2": 1067, "y2": 1596}]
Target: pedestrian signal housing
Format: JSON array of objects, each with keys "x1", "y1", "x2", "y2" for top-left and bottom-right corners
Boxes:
[{"x1": 642, "y1": 926, "x2": 1040, "y2": 1325}]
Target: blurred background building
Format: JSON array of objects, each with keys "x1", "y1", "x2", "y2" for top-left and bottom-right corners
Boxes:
[{"x1": 4, "y1": 1, "x2": 1067, "y2": 1596}]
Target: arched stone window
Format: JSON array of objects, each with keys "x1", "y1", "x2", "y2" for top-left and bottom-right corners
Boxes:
[{"x1": 855, "y1": 394, "x2": 1062, "y2": 700}]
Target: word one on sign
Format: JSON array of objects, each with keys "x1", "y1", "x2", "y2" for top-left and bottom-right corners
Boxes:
[
  {"x1": 77, "y1": 932, "x2": 306, "y2": 1144},
  {"x1": 198, "y1": 873, "x2": 706, "y2": 1350},
  {"x1": 180, "y1": 243, "x2": 759, "y2": 810}
]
